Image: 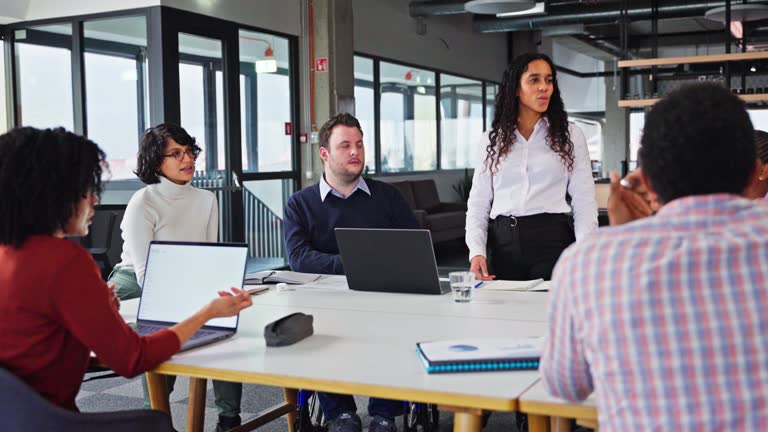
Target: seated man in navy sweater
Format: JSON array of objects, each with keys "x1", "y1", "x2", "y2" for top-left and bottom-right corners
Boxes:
[{"x1": 284, "y1": 113, "x2": 418, "y2": 432}]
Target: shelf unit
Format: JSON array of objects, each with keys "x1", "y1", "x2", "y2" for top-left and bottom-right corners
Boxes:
[{"x1": 618, "y1": 52, "x2": 768, "y2": 108}]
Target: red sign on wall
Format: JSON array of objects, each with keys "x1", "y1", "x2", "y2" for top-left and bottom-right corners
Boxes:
[
  {"x1": 315, "y1": 58, "x2": 329, "y2": 72},
  {"x1": 284, "y1": 122, "x2": 293, "y2": 136}
]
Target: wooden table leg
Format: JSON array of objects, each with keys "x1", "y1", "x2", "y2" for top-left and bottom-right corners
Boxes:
[
  {"x1": 187, "y1": 378, "x2": 208, "y2": 432},
  {"x1": 528, "y1": 414, "x2": 551, "y2": 432},
  {"x1": 438, "y1": 406, "x2": 483, "y2": 432},
  {"x1": 453, "y1": 411, "x2": 482, "y2": 432},
  {"x1": 145, "y1": 372, "x2": 170, "y2": 414},
  {"x1": 551, "y1": 416, "x2": 572, "y2": 431},
  {"x1": 283, "y1": 388, "x2": 298, "y2": 432}
]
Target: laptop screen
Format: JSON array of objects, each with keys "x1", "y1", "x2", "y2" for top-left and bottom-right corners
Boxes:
[{"x1": 137, "y1": 242, "x2": 248, "y2": 329}]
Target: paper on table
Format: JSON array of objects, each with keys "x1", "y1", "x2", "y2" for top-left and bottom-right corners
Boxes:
[
  {"x1": 481, "y1": 279, "x2": 548, "y2": 292},
  {"x1": 296, "y1": 275, "x2": 349, "y2": 290}
]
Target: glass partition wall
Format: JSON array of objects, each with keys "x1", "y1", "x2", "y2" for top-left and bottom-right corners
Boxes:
[{"x1": 3, "y1": 8, "x2": 299, "y2": 265}]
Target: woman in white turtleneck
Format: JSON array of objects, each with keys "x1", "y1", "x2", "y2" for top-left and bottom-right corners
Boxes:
[
  {"x1": 108, "y1": 123, "x2": 217, "y2": 299},
  {"x1": 107, "y1": 124, "x2": 244, "y2": 430}
]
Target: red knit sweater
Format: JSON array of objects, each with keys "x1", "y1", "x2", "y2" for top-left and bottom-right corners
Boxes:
[{"x1": 0, "y1": 236, "x2": 180, "y2": 411}]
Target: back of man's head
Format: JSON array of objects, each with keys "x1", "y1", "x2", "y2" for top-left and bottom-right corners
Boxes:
[{"x1": 639, "y1": 82, "x2": 755, "y2": 204}]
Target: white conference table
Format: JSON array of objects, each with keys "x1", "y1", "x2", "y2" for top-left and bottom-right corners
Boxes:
[{"x1": 125, "y1": 286, "x2": 552, "y2": 432}]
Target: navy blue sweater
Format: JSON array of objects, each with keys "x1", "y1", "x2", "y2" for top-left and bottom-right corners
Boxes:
[{"x1": 284, "y1": 179, "x2": 419, "y2": 275}]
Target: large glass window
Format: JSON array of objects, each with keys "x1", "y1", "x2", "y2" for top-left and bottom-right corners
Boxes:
[
  {"x1": 239, "y1": 29, "x2": 293, "y2": 173},
  {"x1": 84, "y1": 16, "x2": 148, "y2": 180},
  {"x1": 354, "y1": 56, "x2": 376, "y2": 174},
  {"x1": 379, "y1": 62, "x2": 436, "y2": 172},
  {"x1": 440, "y1": 74, "x2": 483, "y2": 169},
  {"x1": 0, "y1": 44, "x2": 7, "y2": 133},
  {"x1": 243, "y1": 179, "x2": 295, "y2": 262},
  {"x1": 629, "y1": 111, "x2": 645, "y2": 166},
  {"x1": 179, "y1": 33, "x2": 225, "y2": 171},
  {"x1": 14, "y1": 24, "x2": 74, "y2": 130},
  {"x1": 486, "y1": 83, "x2": 498, "y2": 131}
]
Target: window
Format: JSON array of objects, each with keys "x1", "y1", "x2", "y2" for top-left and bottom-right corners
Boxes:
[
  {"x1": 243, "y1": 179, "x2": 295, "y2": 261},
  {"x1": 14, "y1": 24, "x2": 74, "y2": 130},
  {"x1": 179, "y1": 33, "x2": 225, "y2": 171},
  {"x1": 440, "y1": 74, "x2": 483, "y2": 169},
  {"x1": 84, "y1": 16, "x2": 148, "y2": 180},
  {"x1": 379, "y1": 62, "x2": 436, "y2": 172},
  {"x1": 629, "y1": 111, "x2": 645, "y2": 165},
  {"x1": 486, "y1": 83, "x2": 498, "y2": 131},
  {"x1": 0, "y1": 43, "x2": 7, "y2": 133},
  {"x1": 570, "y1": 117, "x2": 603, "y2": 178},
  {"x1": 354, "y1": 56, "x2": 375, "y2": 173},
  {"x1": 239, "y1": 29, "x2": 293, "y2": 173}
]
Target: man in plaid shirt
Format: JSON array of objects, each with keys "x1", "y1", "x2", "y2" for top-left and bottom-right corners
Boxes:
[{"x1": 540, "y1": 82, "x2": 768, "y2": 431}]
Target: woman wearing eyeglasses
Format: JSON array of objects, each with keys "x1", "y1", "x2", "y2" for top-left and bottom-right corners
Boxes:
[{"x1": 108, "y1": 123, "x2": 243, "y2": 431}]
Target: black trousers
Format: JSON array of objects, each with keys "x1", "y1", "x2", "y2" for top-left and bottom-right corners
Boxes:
[{"x1": 487, "y1": 213, "x2": 575, "y2": 281}]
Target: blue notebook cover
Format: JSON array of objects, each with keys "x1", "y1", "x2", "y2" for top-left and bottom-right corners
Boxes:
[{"x1": 416, "y1": 337, "x2": 543, "y2": 374}]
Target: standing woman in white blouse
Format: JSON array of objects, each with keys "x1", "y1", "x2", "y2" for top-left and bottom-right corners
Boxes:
[
  {"x1": 107, "y1": 124, "x2": 244, "y2": 431},
  {"x1": 467, "y1": 53, "x2": 598, "y2": 281}
]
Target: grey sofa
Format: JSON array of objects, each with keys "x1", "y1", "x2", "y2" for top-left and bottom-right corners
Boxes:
[{"x1": 389, "y1": 179, "x2": 467, "y2": 244}]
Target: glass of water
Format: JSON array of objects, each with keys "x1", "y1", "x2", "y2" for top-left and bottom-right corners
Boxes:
[{"x1": 449, "y1": 271, "x2": 475, "y2": 303}]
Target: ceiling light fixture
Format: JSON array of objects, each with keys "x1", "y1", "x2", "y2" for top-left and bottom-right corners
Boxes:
[
  {"x1": 496, "y1": 1, "x2": 545, "y2": 18},
  {"x1": 704, "y1": 4, "x2": 768, "y2": 23},
  {"x1": 465, "y1": 0, "x2": 536, "y2": 15},
  {"x1": 240, "y1": 35, "x2": 277, "y2": 74}
]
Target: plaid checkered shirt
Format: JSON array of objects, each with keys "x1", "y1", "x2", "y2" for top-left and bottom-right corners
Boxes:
[{"x1": 541, "y1": 194, "x2": 768, "y2": 431}]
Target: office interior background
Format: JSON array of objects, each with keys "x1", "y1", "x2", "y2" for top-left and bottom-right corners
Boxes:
[{"x1": 3, "y1": 0, "x2": 768, "y2": 428}]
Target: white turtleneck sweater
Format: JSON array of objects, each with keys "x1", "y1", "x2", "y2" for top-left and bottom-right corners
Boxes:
[{"x1": 117, "y1": 176, "x2": 219, "y2": 285}]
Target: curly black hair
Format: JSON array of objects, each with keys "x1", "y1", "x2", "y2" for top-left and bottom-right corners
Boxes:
[
  {"x1": 134, "y1": 123, "x2": 201, "y2": 184},
  {"x1": 640, "y1": 82, "x2": 755, "y2": 204},
  {"x1": 485, "y1": 53, "x2": 573, "y2": 174},
  {"x1": 0, "y1": 127, "x2": 107, "y2": 248}
]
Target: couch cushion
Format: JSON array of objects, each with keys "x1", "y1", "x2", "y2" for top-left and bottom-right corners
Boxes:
[
  {"x1": 411, "y1": 179, "x2": 441, "y2": 213},
  {"x1": 389, "y1": 181, "x2": 417, "y2": 209},
  {"x1": 425, "y1": 211, "x2": 465, "y2": 232}
]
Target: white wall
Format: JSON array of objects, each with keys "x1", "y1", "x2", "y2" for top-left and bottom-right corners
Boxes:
[
  {"x1": 354, "y1": 0, "x2": 507, "y2": 82},
  {"x1": 7, "y1": 0, "x2": 300, "y2": 36},
  {"x1": 13, "y1": 0, "x2": 159, "y2": 22},
  {"x1": 161, "y1": 0, "x2": 300, "y2": 36}
]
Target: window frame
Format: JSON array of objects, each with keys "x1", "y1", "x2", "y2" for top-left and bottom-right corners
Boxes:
[{"x1": 354, "y1": 52, "x2": 501, "y2": 175}]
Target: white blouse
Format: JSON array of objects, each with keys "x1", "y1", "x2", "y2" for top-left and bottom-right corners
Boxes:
[{"x1": 465, "y1": 119, "x2": 598, "y2": 260}]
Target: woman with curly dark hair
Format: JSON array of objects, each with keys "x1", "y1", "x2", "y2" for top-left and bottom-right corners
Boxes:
[
  {"x1": 0, "y1": 127, "x2": 251, "y2": 413},
  {"x1": 466, "y1": 53, "x2": 598, "y2": 281},
  {"x1": 107, "y1": 123, "x2": 244, "y2": 431}
]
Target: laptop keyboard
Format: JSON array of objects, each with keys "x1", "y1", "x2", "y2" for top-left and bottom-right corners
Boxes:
[{"x1": 134, "y1": 324, "x2": 216, "y2": 340}]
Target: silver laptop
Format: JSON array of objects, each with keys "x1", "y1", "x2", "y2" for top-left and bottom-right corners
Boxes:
[
  {"x1": 132, "y1": 241, "x2": 248, "y2": 351},
  {"x1": 335, "y1": 228, "x2": 451, "y2": 295}
]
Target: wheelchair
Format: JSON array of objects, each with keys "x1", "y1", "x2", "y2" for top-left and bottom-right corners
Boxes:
[{"x1": 293, "y1": 391, "x2": 439, "y2": 432}]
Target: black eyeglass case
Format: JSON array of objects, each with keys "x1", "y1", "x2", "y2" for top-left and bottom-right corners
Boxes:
[{"x1": 264, "y1": 312, "x2": 314, "y2": 347}]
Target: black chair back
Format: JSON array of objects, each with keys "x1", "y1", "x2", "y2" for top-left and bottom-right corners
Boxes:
[{"x1": 0, "y1": 367, "x2": 175, "y2": 431}]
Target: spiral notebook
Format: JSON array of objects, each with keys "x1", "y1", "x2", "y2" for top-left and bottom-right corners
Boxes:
[{"x1": 416, "y1": 337, "x2": 543, "y2": 374}]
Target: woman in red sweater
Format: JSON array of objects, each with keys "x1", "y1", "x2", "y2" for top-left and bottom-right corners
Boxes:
[{"x1": 0, "y1": 127, "x2": 252, "y2": 411}]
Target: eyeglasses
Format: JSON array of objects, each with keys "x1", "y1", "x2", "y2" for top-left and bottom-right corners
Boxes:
[{"x1": 163, "y1": 148, "x2": 200, "y2": 161}]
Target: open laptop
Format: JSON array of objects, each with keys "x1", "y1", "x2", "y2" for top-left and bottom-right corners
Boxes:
[
  {"x1": 132, "y1": 241, "x2": 248, "y2": 351},
  {"x1": 335, "y1": 228, "x2": 450, "y2": 295}
]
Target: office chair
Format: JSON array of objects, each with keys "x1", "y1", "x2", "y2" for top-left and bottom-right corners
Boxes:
[
  {"x1": 0, "y1": 368, "x2": 175, "y2": 432},
  {"x1": 82, "y1": 210, "x2": 117, "y2": 279}
]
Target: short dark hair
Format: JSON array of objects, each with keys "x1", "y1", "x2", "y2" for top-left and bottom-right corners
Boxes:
[
  {"x1": 318, "y1": 113, "x2": 363, "y2": 150},
  {"x1": 0, "y1": 127, "x2": 107, "y2": 248},
  {"x1": 134, "y1": 123, "x2": 201, "y2": 184},
  {"x1": 639, "y1": 83, "x2": 755, "y2": 203}
]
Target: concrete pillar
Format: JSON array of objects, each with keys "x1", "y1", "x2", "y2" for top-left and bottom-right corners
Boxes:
[{"x1": 298, "y1": 0, "x2": 355, "y2": 188}]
